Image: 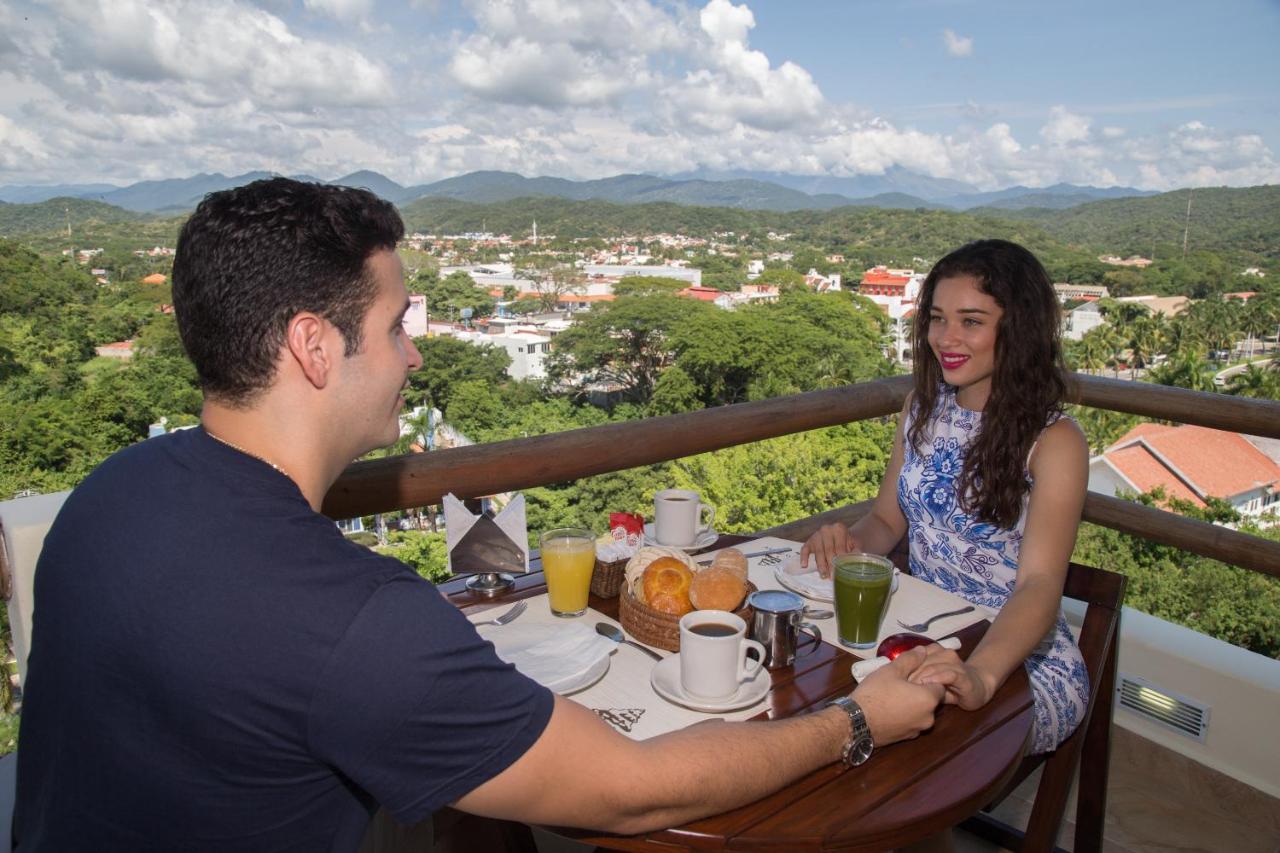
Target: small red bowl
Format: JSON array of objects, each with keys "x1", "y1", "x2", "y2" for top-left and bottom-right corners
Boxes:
[{"x1": 876, "y1": 632, "x2": 933, "y2": 660}]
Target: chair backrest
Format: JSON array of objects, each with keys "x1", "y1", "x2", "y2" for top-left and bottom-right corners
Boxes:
[
  {"x1": 0, "y1": 491, "x2": 71, "y2": 687},
  {"x1": 1062, "y1": 560, "x2": 1126, "y2": 688}
]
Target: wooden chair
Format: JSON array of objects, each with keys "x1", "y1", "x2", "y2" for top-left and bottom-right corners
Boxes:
[{"x1": 958, "y1": 561, "x2": 1127, "y2": 853}]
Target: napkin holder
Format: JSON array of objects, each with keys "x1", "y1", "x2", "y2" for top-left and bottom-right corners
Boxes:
[{"x1": 444, "y1": 494, "x2": 528, "y2": 598}]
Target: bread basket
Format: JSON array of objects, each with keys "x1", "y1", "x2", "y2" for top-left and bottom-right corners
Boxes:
[{"x1": 619, "y1": 581, "x2": 757, "y2": 652}]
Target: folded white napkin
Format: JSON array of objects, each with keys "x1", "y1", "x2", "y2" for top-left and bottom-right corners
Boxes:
[
  {"x1": 485, "y1": 622, "x2": 615, "y2": 691},
  {"x1": 850, "y1": 636, "x2": 962, "y2": 681},
  {"x1": 775, "y1": 553, "x2": 834, "y2": 598}
]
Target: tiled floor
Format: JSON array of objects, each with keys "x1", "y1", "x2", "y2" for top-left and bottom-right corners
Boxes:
[{"x1": 955, "y1": 727, "x2": 1280, "y2": 853}]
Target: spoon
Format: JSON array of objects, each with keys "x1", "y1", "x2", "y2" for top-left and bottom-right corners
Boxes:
[
  {"x1": 595, "y1": 622, "x2": 663, "y2": 661},
  {"x1": 803, "y1": 607, "x2": 835, "y2": 620}
]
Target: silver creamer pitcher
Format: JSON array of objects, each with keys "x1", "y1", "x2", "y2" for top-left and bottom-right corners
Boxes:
[{"x1": 747, "y1": 589, "x2": 822, "y2": 669}]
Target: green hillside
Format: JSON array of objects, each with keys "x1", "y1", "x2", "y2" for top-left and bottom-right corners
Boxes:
[
  {"x1": 0, "y1": 197, "x2": 147, "y2": 236},
  {"x1": 982, "y1": 185, "x2": 1280, "y2": 264}
]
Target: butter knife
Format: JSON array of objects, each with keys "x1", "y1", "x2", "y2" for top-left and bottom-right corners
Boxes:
[{"x1": 696, "y1": 546, "x2": 792, "y2": 566}]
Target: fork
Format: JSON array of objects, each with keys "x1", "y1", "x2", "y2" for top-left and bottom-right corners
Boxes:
[
  {"x1": 473, "y1": 600, "x2": 528, "y2": 627},
  {"x1": 896, "y1": 605, "x2": 976, "y2": 633}
]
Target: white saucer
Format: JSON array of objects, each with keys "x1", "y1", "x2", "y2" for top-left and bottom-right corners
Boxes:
[
  {"x1": 649, "y1": 655, "x2": 770, "y2": 713},
  {"x1": 774, "y1": 565, "x2": 900, "y2": 603},
  {"x1": 643, "y1": 523, "x2": 719, "y2": 552}
]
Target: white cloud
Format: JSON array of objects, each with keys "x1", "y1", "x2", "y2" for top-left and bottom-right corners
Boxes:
[
  {"x1": 303, "y1": 0, "x2": 374, "y2": 23},
  {"x1": 1040, "y1": 106, "x2": 1092, "y2": 146},
  {"x1": 943, "y1": 29, "x2": 973, "y2": 58},
  {"x1": 0, "y1": 0, "x2": 1276, "y2": 193}
]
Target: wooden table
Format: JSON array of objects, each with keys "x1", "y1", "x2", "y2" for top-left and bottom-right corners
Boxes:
[{"x1": 441, "y1": 538, "x2": 1033, "y2": 852}]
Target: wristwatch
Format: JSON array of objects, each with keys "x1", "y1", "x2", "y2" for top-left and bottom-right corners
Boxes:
[{"x1": 826, "y1": 695, "x2": 875, "y2": 767}]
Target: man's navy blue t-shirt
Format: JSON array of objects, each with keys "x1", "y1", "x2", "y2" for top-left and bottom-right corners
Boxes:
[{"x1": 14, "y1": 428, "x2": 554, "y2": 852}]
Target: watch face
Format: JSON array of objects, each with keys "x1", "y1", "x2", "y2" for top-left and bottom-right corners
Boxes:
[{"x1": 851, "y1": 735, "x2": 874, "y2": 765}]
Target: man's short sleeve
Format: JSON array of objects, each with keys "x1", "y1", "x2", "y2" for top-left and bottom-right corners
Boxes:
[{"x1": 307, "y1": 576, "x2": 554, "y2": 824}]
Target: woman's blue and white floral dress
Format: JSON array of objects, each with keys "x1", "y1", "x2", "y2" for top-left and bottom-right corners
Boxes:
[{"x1": 898, "y1": 386, "x2": 1088, "y2": 753}]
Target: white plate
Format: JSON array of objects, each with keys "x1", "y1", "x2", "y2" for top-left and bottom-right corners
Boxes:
[
  {"x1": 479, "y1": 622, "x2": 614, "y2": 695},
  {"x1": 649, "y1": 655, "x2": 770, "y2": 713},
  {"x1": 642, "y1": 523, "x2": 719, "y2": 552},
  {"x1": 773, "y1": 565, "x2": 900, "y2": 603}
]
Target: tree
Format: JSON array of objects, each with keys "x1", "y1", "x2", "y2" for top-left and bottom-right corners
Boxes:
[
  {"x1": 406, "y1": 335, "x2": 511, "y2": 413},
  {"x1": 1148, "y1": 355, "x2": 1216, "y2": 392},
  {"x1": 517, "y1": 260, "x2": 586, "y2": 312},
  {"x1": 612, "y1": 276, "x2": 689, "y2": 298},
  {"x1": 547, "y1": 294, "x2": 702, "y2": 403},
  {"x1": 423, "y1": 271, "x2": 495, "y2": 322},
  {"x1": 1226, "y1": 364, "x2": 1280, "y2": 399},
  {"x1": 756, "y1": 267, "x2": 806, "y2": 291}
]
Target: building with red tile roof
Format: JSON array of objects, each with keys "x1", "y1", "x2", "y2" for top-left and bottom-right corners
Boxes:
[
  {"x1": 1088, "y1": 423, "x2": 1280, "y2": 523},
  {"x1": 678, "y1": 286, "x2": 724, "y2": 302}
]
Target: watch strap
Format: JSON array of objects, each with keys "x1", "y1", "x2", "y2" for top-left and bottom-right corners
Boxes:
[{"x1": 826, "y1": 695, "x2": 875, "y2": 767}]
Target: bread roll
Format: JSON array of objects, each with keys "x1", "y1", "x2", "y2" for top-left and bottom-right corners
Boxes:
[
  {"x1": 625, "y1": 545, "x2": 696, "y2": 603},
  {"x1": 689, "y1": 565, "x2": 747, "y2": 611},
  {"x1": 709, "y1": 547, "x2": 748, "y2": 582},
  {"x1": 641, "y1": 557, "x2": 694, "y2": 615}
]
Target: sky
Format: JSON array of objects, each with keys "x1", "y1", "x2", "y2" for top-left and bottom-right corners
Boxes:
[{"x1": 1, "y1": 0, "x2": 1278, "y2": 191}]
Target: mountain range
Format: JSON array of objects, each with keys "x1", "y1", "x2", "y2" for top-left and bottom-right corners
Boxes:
[{"x1": 0, "y1": 169, "x2": 1156, "y2": 214}]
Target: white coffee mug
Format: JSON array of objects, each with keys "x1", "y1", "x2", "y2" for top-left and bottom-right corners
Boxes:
[
  {"x1": 653, "y1": 489, "x2": 715, "y2": 547},
  {"x1": 678, "y1": 611, "x2": 765, "y2": 700}
]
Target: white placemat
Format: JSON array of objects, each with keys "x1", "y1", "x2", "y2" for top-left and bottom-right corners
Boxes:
[
  {"x1": 469, "y1": 595, "x2": 769, "y2": 739},
  {"x1": 699, "y1": 537, "x2": 993, "y2": 659}
]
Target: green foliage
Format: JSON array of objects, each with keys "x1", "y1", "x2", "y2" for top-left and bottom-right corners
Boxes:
[
  {"x1": 993, "y1": 185, "x2": 1280, "y2": 268},
  {"x1": 548, "y1": 289, "x2": 890, "y2": 406},
  {"x1": 376, "y1": 531, "x2": 451, "y2": 583},
  {"x1": 1073, "y1": 492, "x2": 1280, "y2": 659},
  {"x1": 345, "y1": 531, "x2": 378, "y2": 547},
  {"x1": 406, "y1": 335, "x2": 511, "y2": 413},
  {"x1": 420, "y1": 270, "x2": 495, "y2": 321}
]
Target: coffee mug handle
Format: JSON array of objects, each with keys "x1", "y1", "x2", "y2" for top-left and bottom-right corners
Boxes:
[
  {"x1": 796, "y1": 622, "x2": 823, "y2": 658},
  {"x1": 739, "y1": 639, "x2": 767, "y2": 680},
  {"x1": 699, "y1": 502, "x2": 716, "y2": 533}
]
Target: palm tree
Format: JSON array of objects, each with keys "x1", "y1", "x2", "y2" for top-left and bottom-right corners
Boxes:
[
  {"x1": 1148, "y1": 354, "x2": 1216, "y2": 392},
  {"x1": 1227, "y1": 364, "x2": 1280, "y2": 399},
  {"x1": 1163, "y1": 315, "x2": 1207, "y2": 361},
  {"x1": 1072, "y1": 329, "x2": 1109, "y2": 375}
]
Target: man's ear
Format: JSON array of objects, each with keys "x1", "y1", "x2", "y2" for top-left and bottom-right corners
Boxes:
[{"x1": 285, "y1": 313, "x2": 336, "y2": 389}]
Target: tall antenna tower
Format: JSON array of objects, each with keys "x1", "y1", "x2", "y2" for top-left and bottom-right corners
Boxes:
[
  {"x1": 65, "y1": 205, "x2": 72, "y2": 238},
  {"x1": 1181, "y1": 188, "x2": 1193, "y2": 259}
]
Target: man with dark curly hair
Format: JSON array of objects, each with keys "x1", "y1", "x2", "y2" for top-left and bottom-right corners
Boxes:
[{"x1": 14, "y1": 177, "x2": 943, "y2": 852}]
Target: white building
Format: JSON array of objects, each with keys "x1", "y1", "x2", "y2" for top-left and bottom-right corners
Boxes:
[
  {"x1": 1063, "y1": 302, "x2": 1107, "y2": 341},
  {"x1": 455, "y1": 328, "x2": 553, "y2": 381},
  {"x1": 582, "y1": 264, "x2": 701, "y2": 286}
]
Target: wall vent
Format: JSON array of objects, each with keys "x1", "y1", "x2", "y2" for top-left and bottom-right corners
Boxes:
[{"x1": 1116, "y1": 673, "x2": 1210, "y2": 742}]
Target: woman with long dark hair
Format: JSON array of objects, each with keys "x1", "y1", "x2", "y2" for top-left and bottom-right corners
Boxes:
[{"x1": 802, "y1": 239, "x2": 1089, "y2": 753}]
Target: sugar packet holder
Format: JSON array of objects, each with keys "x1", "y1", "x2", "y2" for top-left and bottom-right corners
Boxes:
[
  {"x1": 596, "y1": 511, "x2": 643, "y2": 563},
  {"x1": 850, "y1": 636, "x2": 962, "y2": 681}
]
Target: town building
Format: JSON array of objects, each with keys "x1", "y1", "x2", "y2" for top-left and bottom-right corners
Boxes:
[
  {"x1": 1054, "y1": 283, "x2": 1109, "y2": 302},
  {"x1": 1088, "y1": 423, "x2": 1280, "y2": 525},
  {"x1": 1115, "y1": 295, "x2": 1191, "y2": 316},
  {"x1": 1063, "y1": 302, "x2": 1107, "y2": 341},
  {"x1": 1099, "y1": 255, "x2": 1153, "y2": 268}
]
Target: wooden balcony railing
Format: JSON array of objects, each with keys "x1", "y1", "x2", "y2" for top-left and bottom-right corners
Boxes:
[{"x1": 322, "y1": 374, "x2": 1280, "y2": 580}]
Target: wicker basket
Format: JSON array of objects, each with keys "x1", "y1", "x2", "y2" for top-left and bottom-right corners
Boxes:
[
  {"x1": 590, "y1": 557, "x2": 628, "y2": 598},
  {"x1": 619, "y1": 581, "x2": 757, "y2": 652}
]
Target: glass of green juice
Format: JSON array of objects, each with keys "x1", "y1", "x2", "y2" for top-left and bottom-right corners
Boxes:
[{"x1": 833, "y1": 553, "x2": 894, "y2": 649}]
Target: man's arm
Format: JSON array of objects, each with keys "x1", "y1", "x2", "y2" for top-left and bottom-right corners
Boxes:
[{"x1": 453, "y1": 647, "x2": 944, "y2": 835}]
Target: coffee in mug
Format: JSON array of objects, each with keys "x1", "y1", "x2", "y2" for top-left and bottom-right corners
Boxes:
[
  {"x1": 678, "y1": 611, "x2": 765, "y2": 700},
  {"x1": 653, "y1": 489, "x2": 715, "y2": 547}
]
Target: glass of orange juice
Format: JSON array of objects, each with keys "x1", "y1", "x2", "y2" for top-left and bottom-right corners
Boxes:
[{"x1": 540, "y1": 527, "x2": 596, "y2": 617}]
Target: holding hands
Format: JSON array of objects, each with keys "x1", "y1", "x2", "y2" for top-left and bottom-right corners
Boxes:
[{"x1": 907, "y1": 645, "x2": 998, "y2": 711}]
